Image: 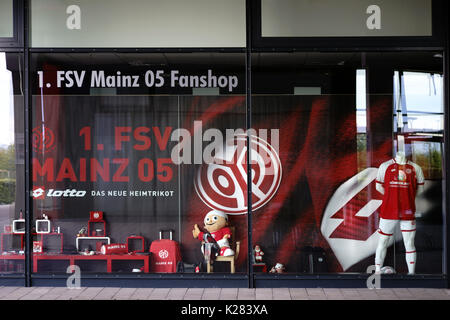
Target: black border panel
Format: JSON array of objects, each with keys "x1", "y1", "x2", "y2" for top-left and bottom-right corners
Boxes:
[{"x1": 443, "y1": 0, "x2": 450, "y2": 288}]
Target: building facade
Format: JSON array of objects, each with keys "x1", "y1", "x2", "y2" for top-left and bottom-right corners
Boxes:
[{"x1": 0, "y1": 0, "x2": 449, "y2": 288}]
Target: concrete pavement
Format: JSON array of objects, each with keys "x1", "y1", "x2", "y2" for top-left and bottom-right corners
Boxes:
[{"x1": 2, "y1": 286, "x2": 450, "y2": 300}]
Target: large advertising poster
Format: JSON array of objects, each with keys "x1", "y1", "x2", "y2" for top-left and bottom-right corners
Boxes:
[
  {"x1": 31, "y1": 60, "x2": 443, "y2": 274},
  {"x1": 32, "y1": 93, "x2": 250, "y2": 271},
  {"x1": 250, "y1": 95, "x2": 390, "y2": 273},
  {"x1": 249, "y1": 94, "x2": 442, "y2": 274}
]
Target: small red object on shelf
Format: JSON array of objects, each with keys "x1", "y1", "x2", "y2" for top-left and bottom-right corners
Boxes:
[
  {"x1": 33, "y1": 241, "x2": 43, "y2": 254},
  {"x1": 90, "y1": 211, "x2": 103, "y2": 222},
  {"x1": 88, "y1": 211, "x2": 106, "y2": 237},
  {"x1": 101, "y1": 243, "x2": 127, "y2": 255},
  {"x1": 126, "y1": 236, "x2": 145, "y2": 253}
]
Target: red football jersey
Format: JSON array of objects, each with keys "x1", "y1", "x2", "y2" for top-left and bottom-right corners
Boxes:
[{"x1": 376, "y1": 159, "x2": 424, "y2": 220}]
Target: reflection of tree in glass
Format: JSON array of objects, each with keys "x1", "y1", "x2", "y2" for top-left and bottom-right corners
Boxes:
[
  {"x1": 0, "y1": 145, "x2": 15, "y2": 174},
  {"x1": 0, "y1": 144, "x2": 15, "y2": 204},
  {"x1": 356, "y1": 133, "x2": 368, "y2": 172},
  {"x1": 413, "y1": 144, "x2": 442, "y2": 180}
]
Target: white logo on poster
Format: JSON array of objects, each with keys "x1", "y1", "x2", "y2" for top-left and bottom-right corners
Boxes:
[
  {"x1": 32, "y1": 188, "x2": 87, "y2": 199},
  {"x1": 159, "y1": 249, "x2": 169, "y2": 259},
  {"x1": 320, "y1": 168, "x2": 387, "y2": 271},
  {"x1": 194, "y1": 134, "x2": 282, "y2": 215}
]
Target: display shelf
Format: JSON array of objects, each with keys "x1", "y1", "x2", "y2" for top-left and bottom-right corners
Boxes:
[
  {"x1": 253, "y1": 263, "x2": 267, "y2": 273},
  {"x1": 12, "y1": 220, "x2": 25, "y2": 234},
  {"x1": 1, "y1": 233, "x2": 24, "y2": 252},
  {"x1": 31, "y1": 254, "x2": 150, "y2": 273},
  {"x1": 33, "y1": 233, "x2": 64, "y2": 253},
  {"x1": 0, "y1": 254, "x2": 24, "y2": 260},
  {"x1": 76, "y1": 236, "x2": 110, "y2": 251},
  {"x1": 126, "y1": 236, "x2": 145, "y2": 253},
  {"x1": 2, "y1": 233, "x2": 64, "y2": 254},
  {"x1": 35, "y1": 219, "x2": 51, "y2": 234},
  {"x1": 0, "y1": 254, "x2": 25, "y2": 273},
  {"x1": 88, "y1": 221, "x2": 106, "y2": 237}
]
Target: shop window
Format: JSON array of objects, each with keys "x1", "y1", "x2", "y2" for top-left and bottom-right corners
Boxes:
[
  {"x1": 393, "y1": 71, "x2": 443, "y2": 180},
  {"x1": 0, "y1": 51, "x2": 25, "y2": 274},
  {"x1": 30, "y1": 52, "x2": 248, "y2": 275},
  {"x1": 261, "y1": 0, "x2": 432, "y2": 37},
  {"x1": 251, "y1": 52, "x2": 444, "y2": 275},
  {"x1": 0, "y1": 0, "x2": 14, "y2": 38}
]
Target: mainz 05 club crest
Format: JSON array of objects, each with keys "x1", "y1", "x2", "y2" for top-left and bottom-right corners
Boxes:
[
  {"x1": 194, "y1": 134, "x2": 282, "y2": 215},
  {"x1": 32, "y1": 126, "x2": 56, "y2": 153}
]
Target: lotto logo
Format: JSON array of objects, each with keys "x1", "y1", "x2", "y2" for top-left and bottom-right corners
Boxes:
[
  {"x1": 31, "y1": 187, "x2": 87, "y2": 199},
  {"x1": 158, "y1": 249, "x2": 169, "y2": 259},
  {"x1": 32, "y1": 187, "x2": 45, "y2": 199},
  {"x1": 194, "y1": 134, "x2": 282, "y2": 215},
  {"x1": 321, "y1": 168, "x2": 382, "y2": 271}
]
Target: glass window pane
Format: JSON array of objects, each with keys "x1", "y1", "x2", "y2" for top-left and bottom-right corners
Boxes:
[
  {"x1": 31, "y1": 0, "x2": 246, "y2": 48},
  {"x1": 0, "y1": 51, "x2": 25, "y2": 275},
  {"x1": 261, "y1": 0, "x2": 432, "y2": 37},
  {"x1": 31, "y1": 53, "x2": 247, "y2": 275},
  {"x1": 0, "y1": 0, "x2": 14, "y2": 38},
  {"x1": 251, "y1": 52, "x2": 444, "y2": 275}
]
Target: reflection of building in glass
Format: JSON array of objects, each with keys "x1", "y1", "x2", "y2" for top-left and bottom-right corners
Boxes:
[{"x1": 0, "y1": 52, "x2": 14, "y2": 148}]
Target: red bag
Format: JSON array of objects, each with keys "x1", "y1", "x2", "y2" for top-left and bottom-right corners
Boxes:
[
  {"x1": 101, "y1": 243, "x2": 127, "y2": 255},
  {"x1": 149, "y1": 230, "x2": 182, "y2": 273}
]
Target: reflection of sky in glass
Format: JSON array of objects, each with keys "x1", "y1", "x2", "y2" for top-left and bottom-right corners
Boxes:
[
  {"x1": 0, "y1": 52, "x2": 15, "y2": 148},
  {"x1": 395, "y1": 71, "x2": 443, "y2": 132},
  {"x1": 403, "y1": 72, "x2": 443, "y2": 114},
  {"x1": 358, "y1": 70, "x2": 443, "y2": 133},
  {"x1": 406, "y1": 114, "x2": 443, "y2": 132},
  {"x1": 356, "y1": 69, "x2": 366, "y2": 133}
]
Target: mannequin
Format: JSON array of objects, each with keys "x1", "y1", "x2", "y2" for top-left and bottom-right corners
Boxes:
[{"x1": 375, "y1": 151, "x2": 424, "y2": 274}]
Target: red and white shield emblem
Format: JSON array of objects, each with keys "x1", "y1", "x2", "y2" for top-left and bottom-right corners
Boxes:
[{"x1": 194, "y1": 134, "x2": 282, "y2": 215}]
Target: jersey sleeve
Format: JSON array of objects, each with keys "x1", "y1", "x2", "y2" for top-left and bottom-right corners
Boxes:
[
  {"x1": 376, "y1": 161, "x2": 389, "y2": 185},
  {"x1": 411, "y1": 162, "x2": 425, "y2": 185}
]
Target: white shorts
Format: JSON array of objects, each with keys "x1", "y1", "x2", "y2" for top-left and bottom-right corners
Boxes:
[{"x1": 378, "y1": 218, "x2": 416, "y2": 236}]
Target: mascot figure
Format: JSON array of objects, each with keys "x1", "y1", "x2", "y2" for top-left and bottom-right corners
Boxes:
[{"x1": 192, "y1": 210, "x2": 235, "y2": 258}]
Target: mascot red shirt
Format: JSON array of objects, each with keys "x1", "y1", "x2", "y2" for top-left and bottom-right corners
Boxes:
[{"x1": 192, "y1": 210, "x2": 234, "y2": 256}]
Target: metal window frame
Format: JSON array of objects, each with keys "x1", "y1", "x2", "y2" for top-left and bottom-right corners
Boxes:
[{"x1": 0, "y1": 0, "x2": 24, "y2": 48}]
